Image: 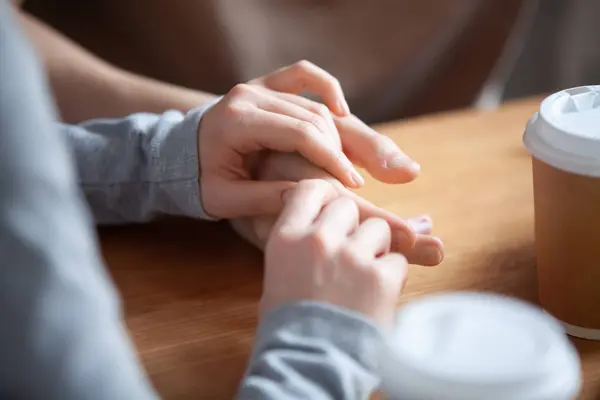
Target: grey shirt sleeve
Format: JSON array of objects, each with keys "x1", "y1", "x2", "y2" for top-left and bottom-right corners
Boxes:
[
  {"x1": 239, "y1": 302, "x2": 383, "y2": 400},
  {"x1": 0, "y1": 3, "x2": 158, "y2": 398},
  {"x1": 61, "y1": 99, "x2": 220, "y2": 225},
  {"x1": 0, "y1": 3, "x2": 383, "y2": 399}
]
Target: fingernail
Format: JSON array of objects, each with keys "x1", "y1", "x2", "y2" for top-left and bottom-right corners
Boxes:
[
  {"x1": 407, "y1": 218, "x2": 432, "y2": 234},
  {"x1": 350, "y1": 168, "x2": 365, "y2": 187},
  {"x1": 414, "y1": 215, "x2": 432, "y2": 224},
  {"x1": 386, "y1": 155, "x2": 420, "y2": 173}
]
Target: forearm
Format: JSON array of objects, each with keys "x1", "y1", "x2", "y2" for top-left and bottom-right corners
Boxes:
[
  {"x1": 16, "y1": 8, "x2": 216, "y2": 123},
  {"x1": 239, "y1": 302, "x2": 382, "y2": 399}
]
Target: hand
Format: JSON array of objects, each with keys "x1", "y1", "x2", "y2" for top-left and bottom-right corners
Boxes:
[
  {"x1": 199, "y1": 61, "x2": 363, "y2": 219},
  {"x1": 230, "y1": 151, "x2": 444, "y2": 266},
  {"x1": 251, "y1": 61, "x2": 421, "y2": 185},
  {"x1": 262, "y1": 180, "x2": 408, "y2": 327},
  {"x1": 335, "y1": 114, "x2": 421, "y2": 184}
]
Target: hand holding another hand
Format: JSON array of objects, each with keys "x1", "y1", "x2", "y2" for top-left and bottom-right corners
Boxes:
[
  {"x1": 261, "y1": 180, "x2": 408, "y2": 327},
  {"x1": 198, "y1": 60, "x2": 421, "y2": 219},
  {"x1": 198, "y1": 61, "x2": 360, "y2": 219},
  {"x1": 230, "y1": 151, "x2": 444, "y2": 267}
]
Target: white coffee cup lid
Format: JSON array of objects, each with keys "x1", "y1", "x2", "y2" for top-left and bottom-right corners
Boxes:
[
  {"x1": 524, "y1": 86, "x2": 600, "y2": 177},
  {"x1": 381, "y1": 292, "x2": 581, "y2": 400}
]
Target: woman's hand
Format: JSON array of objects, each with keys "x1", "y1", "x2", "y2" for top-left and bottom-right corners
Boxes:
[
  {"x1": 262, "y1": 180, "x2": 408, "y2": 327},
  {"x1": 199, "y1": 61, "x2": 362, "y2": 219},
  {"x1": 230, "y1": 151, "x2": 443, "y2": 267},
  {"x1": 199, "y1": 60, "x2": 421, "y2": 219},
  {"x1": 252, "y1": 61, "x2": 421, "y2": 184}
]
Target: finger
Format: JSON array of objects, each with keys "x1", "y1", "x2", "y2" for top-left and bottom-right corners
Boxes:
[
  {"x1": 374, "y1": 253, "x2": 409, "y2": 293},
  {"x1": 268, "y1": 91, "x2": 342, "y2": 151},
  {"x1": 237, "y1": 108, "x2": 363, "y2": 188},
  {"x1": 253, "y1": 60, "x2": 350, "y2": 117},
  {"x1": 273, "y1": 179, "x2": 339, "y2": 234},
  {"x1": 338, "y1": 187, "x2": 416, "y2": 248},
  {"x1": 336, "y1": 115, "x2": 420, "y2": 184},
  {"x1": 350, "y1": 218, "x2": 392, "y2": 257},
  {"x1": 254, "y1": 91, "x2": 342, "y2": 156},
  {"x1": 313, "y1": 196, "x2": 359, "y2": 244},
  {"x1": 403, "y1": 235, "x2": 444, "y2": 267},
  {"x1": 202, "y1": 177, "x2": 297, "y2": 219}
]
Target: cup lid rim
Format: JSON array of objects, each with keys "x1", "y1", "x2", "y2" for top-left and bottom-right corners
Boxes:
[
  {"x1": 524, "y1": 86, "x2": 600, "y2": 177},
  {"x1": 386, "y1": 292, "x2": 581, "y2": 391}
]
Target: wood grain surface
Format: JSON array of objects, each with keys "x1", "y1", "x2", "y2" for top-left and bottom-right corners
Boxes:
[{"x1": 100, "y1": 97, "x2": 600, "y2": 399}]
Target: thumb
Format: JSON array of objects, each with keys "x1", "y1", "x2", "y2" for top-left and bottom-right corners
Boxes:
[{"x1": 202, "y1": 179, "x2": 297, "y2": 219}]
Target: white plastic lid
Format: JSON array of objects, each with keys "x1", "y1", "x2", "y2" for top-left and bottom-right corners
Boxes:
[
  {"x1": 524, "y1": 86, "x2": 600, "y2": 177},
  {"x1": 381, "y1": 292, "x2": 581, "y2": 400}
]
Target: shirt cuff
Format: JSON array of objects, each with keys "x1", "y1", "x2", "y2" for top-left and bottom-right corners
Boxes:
[
  {"x1": 158, "y1": 97, "x2": 222, "y2": 221},
  {"x1": 256, "y1": 301, "x2": 384, "y2": 373}
]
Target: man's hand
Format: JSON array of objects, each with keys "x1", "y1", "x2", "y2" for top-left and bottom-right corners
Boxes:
[{"x1": 262, "y1": 180, "x2": 408, "y2": 327}]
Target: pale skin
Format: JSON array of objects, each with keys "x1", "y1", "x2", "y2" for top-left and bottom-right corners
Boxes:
[
  {"x1": 230, "y1": 151, "x2": 443, "y2": 267},
  {"x1": 262, "y1": 180, "x2": 409, "y2": 327},
  {"x1": 201, "y1": 70, "x2": 443, "y2": 263},
  {"x1": 16, "y1": 2, "x2": 443, "y2": 266}
]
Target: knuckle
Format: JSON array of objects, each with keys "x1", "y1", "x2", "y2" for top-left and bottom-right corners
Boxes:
[
  {"x1": 295, "y1": 59, "x2": 315, "y2": 72},
  {"x1": 366, "y1": 217, "x2": 391, "y2": 234},
  {"x1": 338, "y1": 196, "x2": 359, "y2": 216},
  {"x1": 329, "y1": 76, "x2": 342, "y2": 89},
  {"x1": 222, "y1": 102, "x2": 245, "y2": 118},
  {"x1": 315, "y1": 103, "x2": 331, "y2": 118},
  {"x1": 308, "y1": 112, "x2": 329, "y2": 133},
  {"x1": 307, "y1": 229, "x2": 333, "y2": 258},
  {"x1": 228, "y1": 83, "x2": 253, "y2": 98},
  {"x1": 338, "y1": 246, "x2": 361, "y2": 267},
  {"x1": 294, "y1": 120, "x2": 317, "y2": 143},
  {"x1": 271, "y1": 228, "x2": 298, "y2": 247}
]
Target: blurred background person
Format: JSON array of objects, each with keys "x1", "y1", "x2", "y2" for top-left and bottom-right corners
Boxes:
[{"x1": 19, "y1": 0, "x2": 599, "y2": 125}]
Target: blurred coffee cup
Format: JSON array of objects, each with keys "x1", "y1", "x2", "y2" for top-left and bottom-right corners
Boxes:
[{"x1": 381, "y1": 292, "x2": 581, "y2": 400}]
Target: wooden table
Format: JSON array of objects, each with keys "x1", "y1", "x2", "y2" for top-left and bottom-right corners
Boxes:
[{"x1": 100, "y1": 97, "x2": 600, "y2": 399}]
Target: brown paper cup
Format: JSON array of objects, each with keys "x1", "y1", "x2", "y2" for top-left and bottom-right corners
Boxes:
[
  {"x1": 532, "y1": 157, "x2": 600, "y2": 338},
  {"x1": 524, "y1": 86, "x2": 600, "y2": 340}
]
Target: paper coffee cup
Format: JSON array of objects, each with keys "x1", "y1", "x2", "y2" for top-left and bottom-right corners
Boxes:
[
  {"x1": 381, "y1": 292, "x2": 581, "y2": 400},
  {"x1": 524, "y1": 86, "x2": 600, "y2": 340}
]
